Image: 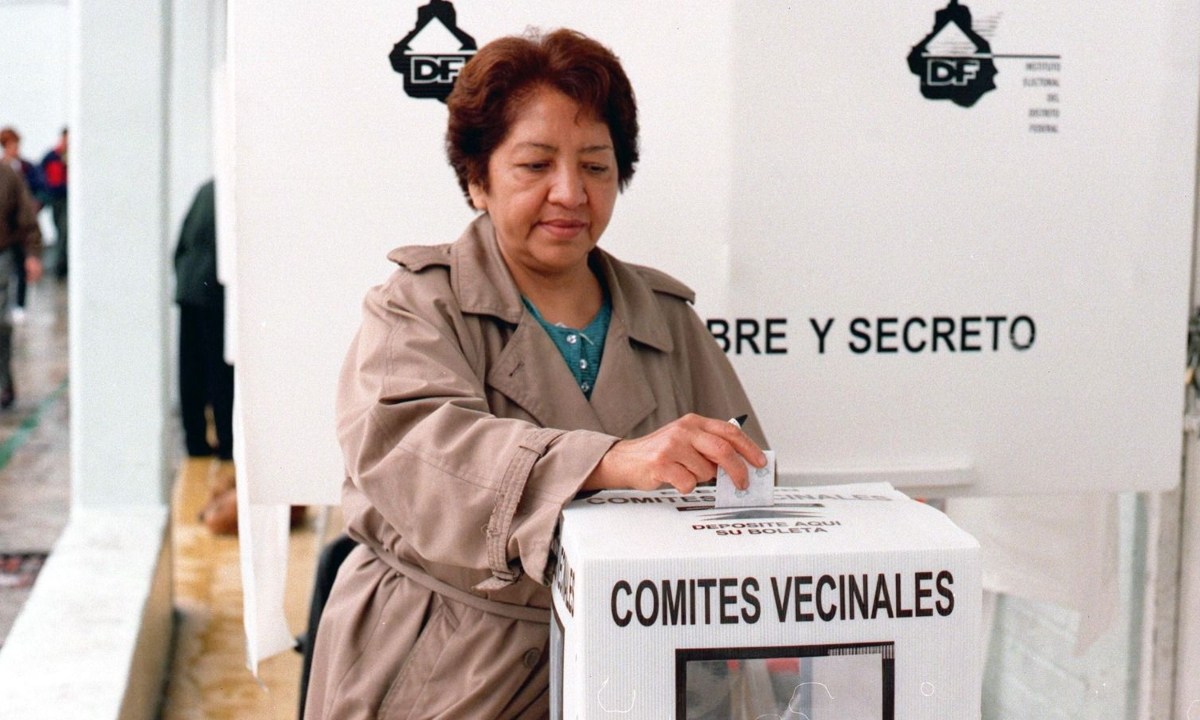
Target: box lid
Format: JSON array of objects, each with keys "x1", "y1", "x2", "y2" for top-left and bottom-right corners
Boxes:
[{"x1": 560, "y1": 483, "x2": 978, "y2": 560}]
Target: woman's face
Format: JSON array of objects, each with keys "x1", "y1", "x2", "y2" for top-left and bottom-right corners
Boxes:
[{"x1": 469, "y1": 86, "x2": 619, "y2": 281}]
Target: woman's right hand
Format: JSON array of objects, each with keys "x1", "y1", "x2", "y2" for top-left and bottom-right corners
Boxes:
[{"x1": 582, "y1": 413, "x2": 767, "y2": 495}]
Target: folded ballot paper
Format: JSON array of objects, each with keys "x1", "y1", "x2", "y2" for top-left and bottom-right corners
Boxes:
[
  {"x1": 715, "y1": 450, "x2": 776, "y2": 508},
  {"x1": 550, "y1": 482, "x2": 981, "y2": 719}
]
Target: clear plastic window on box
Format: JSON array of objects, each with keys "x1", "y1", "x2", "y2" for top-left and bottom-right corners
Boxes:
[{"x1": 676, "y1": 643, "x2": 895, "y2": 720}]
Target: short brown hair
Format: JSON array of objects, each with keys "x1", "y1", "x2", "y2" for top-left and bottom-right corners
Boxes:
[
  {"x1": 0, "y1": 127, "x2": 19, "y2": 149},
  {"x1": 445, "y1": 28, "x2": 639, "y2": 202}
]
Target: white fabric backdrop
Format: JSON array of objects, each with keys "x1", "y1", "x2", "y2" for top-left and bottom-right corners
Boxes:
[{"x1": 225, "y1": 0, "x2": 1200, "y2": 668}]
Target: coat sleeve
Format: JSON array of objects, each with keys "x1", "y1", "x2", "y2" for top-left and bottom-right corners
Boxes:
[{"x1": 336, "y1": 268, "x2": 618, "y2": 588}]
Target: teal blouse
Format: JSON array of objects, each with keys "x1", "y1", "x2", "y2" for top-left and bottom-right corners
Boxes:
[{"x1": 522, "y1": 296, "x2": 612, "y2": 399}]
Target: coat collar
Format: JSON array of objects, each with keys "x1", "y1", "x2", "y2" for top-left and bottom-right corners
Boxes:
[
  {"x1": 451, "y1": 214, "x2": 525, "y2": 325},
  {"x1": 451, "y1": 213, "x2": 675, "y2": 353}
]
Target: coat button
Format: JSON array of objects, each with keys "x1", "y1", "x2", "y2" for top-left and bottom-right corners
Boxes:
[{"x1": 523, "y1": 648, "x2": 541, "y2": 669}]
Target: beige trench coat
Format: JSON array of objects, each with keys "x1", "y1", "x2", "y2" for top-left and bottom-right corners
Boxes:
[{"x1": 306, "y1": 215, "x2": 766, "y2": 720}]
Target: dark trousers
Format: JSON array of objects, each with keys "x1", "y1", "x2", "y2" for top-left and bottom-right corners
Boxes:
[
  {"x1": 298, "y1": 534, "x2": 359, "y2": 720},
  {"x1": 178, "y1": 299, "x2": 234, "y2": 459},
  {"x1": 49, "y1": 197, "x2": 67, "y2": 279},
  {"x1": 0, "y1": 250, "x2": 14, "y2": 389},
  {"x1": 12, "y1": 243, "x2": 25, "y2": 308}
]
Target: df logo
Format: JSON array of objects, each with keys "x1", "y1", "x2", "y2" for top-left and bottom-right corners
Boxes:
[
  {"x1": 389, "y1": 0, "x2": 477, "y2": 103},
  {"x1": 907, "y1": 0, "x2": 997, "y2": 108}
]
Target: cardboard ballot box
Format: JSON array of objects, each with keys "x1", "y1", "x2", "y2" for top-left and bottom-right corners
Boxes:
[{"x1": 550, "y1": 483, "x2": 980, "y2": 719}]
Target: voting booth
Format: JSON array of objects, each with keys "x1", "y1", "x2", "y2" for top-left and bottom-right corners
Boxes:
[
  {"x1": 228, "y1": 0, "x2": 1200, "y2": 505},
  {"x1": 551, "y1": 485, "x2": 981, "y2": 719},
  {"x1": 224, "y1": 0, "x2": 1200, "y2": 672}
]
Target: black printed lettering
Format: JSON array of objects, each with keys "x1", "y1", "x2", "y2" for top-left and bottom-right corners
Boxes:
[
  {"x1": 871, "y1": 573, "x2": 893, "y2": 619},
  {"x1": 697, "y1": 578, "x2": 717, "y2": 625},
  {"x1": 895, "y1": 572, "x2": 914, "y2": 618},
  {"x1": 611, "y1": 580, "x2": 632, "y2": 627},
  {"x1": 797, "y1": 576, "x2": 815, "y2": 622},
  {"x1": 741, "y1": 577, "x2": 761, "y2": 624},
  {"x1": 931, "y1": 316, "x2": 955, "y2": 352},
  {"x1": 848, "y1": 574, "x2": 870, "y2": 619},
  {"x1": 986, "y1": 316, "x2": 1005, "y2": 350},
  {"x1": 936, "y1": 570, "x2": 955, "y2": 616},
  {"x1": 809, "y1": 317, "x2": 834, "y2": 354},
  {"x1": 736, "y1": 319, "x2": 761, "y2": 354},
  {"x1": 662, "y1": 579, "x2": 686, "y2": 626},
  {"x1": 635, "y1": 580, "x2": 659, "y2": 626},
  {"x1": 1010, "y1": 315, "x2": 1036, "y2": 350},
  {"x1": 771, "y1": 575, "x2": 793, "y2": 622},
  {"x1": 719, "y1": 578, "x2": 739, "y2": 624},
  {"x1": 849, "y1": 318, "x2": 871, "y2": 354},
  {"x1": 960, "y1": 316, "x2": 982, "y2": 352},
  {"x1": 877, "y1": 317, "x2": 899, "y2": 353},
  {"x1": 914, "y1": 571, "x2": 934, "y2": 617},
  {"x1": 816, "y1": 575, "x2": 838, "y2": 621},
  {"x1": 765, "y1": 318, "x2": 788, "y2": 354},
  {"x1": 904, "y1": 317, "x2": 927, "y2": 352}
]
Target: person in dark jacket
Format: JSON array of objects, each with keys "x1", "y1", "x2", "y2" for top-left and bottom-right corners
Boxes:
[
  {"x1": 1, "y1": 127, "x2": 44, "y2": 322},
  {"x1": 0, "y1": 162, "x2": 43, "y2": 408},
  {"x1": 173, "y1": 179, "x2": 233, "y2": 460}
]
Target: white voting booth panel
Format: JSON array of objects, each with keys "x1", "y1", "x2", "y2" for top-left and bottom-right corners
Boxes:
[
  {"x1": 551, "y1": 485, "x2": 981, "y2": 719},
  {"x1": 230, "y1": 0, "x2": 1198, "y2": 506},
  {"x1": 227, "y1": 0, "x2": 1199, "y2": 667}
]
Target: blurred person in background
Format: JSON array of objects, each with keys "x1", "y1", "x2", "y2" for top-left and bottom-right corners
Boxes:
[
  {"x1": 173, "y1": 179, "x2": 308, "y2": 535},
  {"x1": 0, "y1": 161, "x2": 43, "y2": 408},
  {"x1": 39, "y1": 127, "x2": 67, "y2": 280},
  {"x1": 173, "y1": 179, "x2": 237, "y2": 532},
  {"x1": 174, "y1": 178, "x2": 233, "y2": 462},
  {"x1": 1, "y1": 127, "x2": 44, "y2": 324}
]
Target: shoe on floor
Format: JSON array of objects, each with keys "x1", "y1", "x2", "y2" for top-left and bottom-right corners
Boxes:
[
  {"x1": 10, "y1": 307, "x2": 25, "y2": 324},
  {"x1": 197, "y1": 488, "x2": 307, "y2": 536},
  {"x1": 200, "y1": 488, "x2": 239, "y2": 535},
  {"x1": 0, "y1": 380, "x2": 13, "y2": 410}
]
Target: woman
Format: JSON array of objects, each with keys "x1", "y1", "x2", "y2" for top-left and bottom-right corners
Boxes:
[{"x1": 306, "y1": 28, "x2": 767, "y2": 719}]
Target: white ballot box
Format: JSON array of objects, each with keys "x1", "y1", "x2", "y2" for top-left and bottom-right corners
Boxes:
[{"x1": 550, "y1": 483, "x2": 981, "y2": 719}]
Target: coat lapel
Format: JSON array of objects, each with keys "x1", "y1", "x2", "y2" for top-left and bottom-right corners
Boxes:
[
  {"x1": 586, "y1": 252, "x2": 673, "y2": 437},
  {"x1": 486, "y1": 315, "x2": 606, "y2": 432},
  {"x1": 588, "y1": 312, "x2": 657, "y2": 438}
]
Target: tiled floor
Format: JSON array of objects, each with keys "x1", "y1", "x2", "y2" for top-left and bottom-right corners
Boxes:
[
  {"x1": 0, "y1": 275, "x2": 328, "y2": 718},
  {"x1": 0, "y1": 279, "x2": 70, "y2": 647},
  {"x1": 160, "y1": 457, "x2": 324, "y2": 720}
]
